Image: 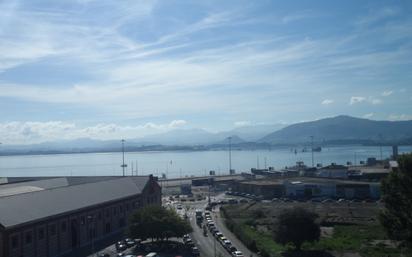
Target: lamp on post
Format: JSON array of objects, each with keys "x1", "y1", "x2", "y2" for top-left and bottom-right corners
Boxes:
[{"x1": 121, "y1": 139, "x2": 127, "y2": 176}]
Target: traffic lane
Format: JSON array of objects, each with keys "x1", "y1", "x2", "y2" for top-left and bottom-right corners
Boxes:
[
  {"x1": 187, "y1": 202, "x2": 231, "y2": 257},
  {"x1": 213, "y1": 207, "x2": 254, "y2": 257}
]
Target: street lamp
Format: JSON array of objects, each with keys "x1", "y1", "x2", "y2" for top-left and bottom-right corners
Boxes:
[
  {"x1": 228, "y1": 137, "x2": 232, "y2": 175},
  {"x1": 121, "y1": 139, "x2": 127, "y2": 176},
  {"x1": 310, "y1": 136, "x2": 314, "y2": 168}
]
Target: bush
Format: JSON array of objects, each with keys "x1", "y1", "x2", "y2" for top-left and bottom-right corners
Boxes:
[{"x1": 273, "y1": 207, "x2": 320, "y2": 251}]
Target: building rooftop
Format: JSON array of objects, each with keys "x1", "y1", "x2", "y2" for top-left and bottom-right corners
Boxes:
[
  {"x1": 238, "y1": 177, "x2": 380, "y2": 186},
  {"x1": 0, "y1": 176, "x2": 151, "y2": 229}
]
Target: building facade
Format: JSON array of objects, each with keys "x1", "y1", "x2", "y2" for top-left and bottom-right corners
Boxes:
[{"x1": 0, "y1": 176, "x2": 161, "y2": 257}]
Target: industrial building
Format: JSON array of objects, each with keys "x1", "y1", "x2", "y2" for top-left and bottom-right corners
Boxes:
[
  {"x1": 0, "y1": 175, "x2": 161, "y2": 257},
  {"x1": 231, "y1": 177, "x2": 380, "y2": 200}
]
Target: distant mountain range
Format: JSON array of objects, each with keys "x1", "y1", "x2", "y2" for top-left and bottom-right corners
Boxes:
[
  {"x1": 1, "y1": 115, "x2": 412, "y2": 155},
  {"x1": 259, "y1": 115, "x2": 412, "y2": 144}
]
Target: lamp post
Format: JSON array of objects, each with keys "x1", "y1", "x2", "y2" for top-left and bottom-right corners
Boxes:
[
  {"x1": 228, "y1": 137, "x2": 232, "y2": 174},
  {"x1": 121, "y1": 139, "x2": 127, "y2": 176},
  {"x1": 310, "y1": 136, "x2": 314, "y2": 167}
]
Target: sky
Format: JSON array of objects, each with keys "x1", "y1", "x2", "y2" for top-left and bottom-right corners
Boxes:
[{"x1": 0, "y1": 0, "x2": 412, "y2": 144}]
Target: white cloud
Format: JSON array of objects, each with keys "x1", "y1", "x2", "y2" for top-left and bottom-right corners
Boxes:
[
  {"x1": 363, "y1": 113, "x2": 374, "y2": 119},
  {"x1": 0, "y1": 120, "x2": 187, "y2": 145},
  {"x1": 234, "y1": 121, "x2": 251, "y2": 127},
  {"x1": 370, "y1": 97, "x2": 382, "y2": 105},
  {"x1": 356, "y1": 6, "x2": 400, "y2": 27},
  {"x1": 349, "y1": 96, "x2": 382, "y2": 105},
  {"x1": 388, "y1": 114, "x2": 412, "y2": 121},
  {"x1": 381, "y1": 90, "x2": 393, "y2": 97},
  {"x1": 321, "y1": 99, "x2": 334, "y2": 105},
  {"x1": 349, "y1": 96, "x2": 366, "y2": 105}
]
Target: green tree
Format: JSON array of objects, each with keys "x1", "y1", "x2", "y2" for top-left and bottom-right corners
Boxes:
[
  {"x1": 273, "y1": 207, "x2": 320, "y2": 251},
  {"x1": 128, "y1": 205, "x2": 192, "y2": 241},
  {"x1": 380, "y1": 153, "x2": 412, "y2": 247}
]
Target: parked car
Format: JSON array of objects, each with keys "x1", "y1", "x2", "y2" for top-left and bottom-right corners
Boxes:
[
  {"x1": 125, "y1": 238, "x2": 136, "y2": 247},
  {"x1": 223, "y1": 239, "x2": 232, "y2": 249},
  {"x1": 191, "y1": 247, "x2": 200, "y2": 256},
  {"x1": 232, "y1": 251, "x2": 244, "y2": 257},
  {"x1": 145, "y1": 252, "x2": 158, "y2": 257},
  {"x1": 98, "y1": 253, "x2": 110, "y2": 257},
  {"x1": 229, "y1": 246, "x2": 237, "y2": 253},
  {"x1": 116, "y1": 241, "x2": 127, "y2": 251}
]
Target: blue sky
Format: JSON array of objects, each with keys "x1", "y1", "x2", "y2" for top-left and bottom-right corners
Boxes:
[{"x1": 0, "y1": 0, "x2": 411, "y2": 144}]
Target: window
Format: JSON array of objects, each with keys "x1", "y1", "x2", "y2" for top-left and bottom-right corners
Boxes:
[
  {"x1": 11, "y1": 235, "x2": 19, "y2": 249},
  {"x1": 38, "y1": 228, "x2": 45, "y2": 240},
  {"x1": 126, "y1": 203, "x2": 129, "y2": 211},
  {"x1": 113, "y1": 207, "x2": 116, "y2": 215},
  {"x1": 25, "y1": 231, "x2": 32, "y2": 245},
  {"x1": 98, "y1": 211, "x2": 102, "y2": 220},
  {"x1": 106, "y1": 209, "x2": 110, "y2": 218},
  {"x1": 50, "y1": 224, "x2": 56, "y2": 235},
  {"x1": 61, "y1": 221, "x2": 67, "y2": 232},
  {"x1": 80, "y1": 216, "x2": 85, "y2": 225}
]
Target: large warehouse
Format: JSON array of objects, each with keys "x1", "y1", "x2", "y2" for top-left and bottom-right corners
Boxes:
[{"x1": 0, "y1": 175, "x2": 161, "y2": 257}]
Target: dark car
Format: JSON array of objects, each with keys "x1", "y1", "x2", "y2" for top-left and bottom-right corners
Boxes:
[
  {"x1": 229, "y1": 246, "x2": 237, "y2": 253},
  {"x1": 116, "y1": 242, "x2": 127, "y2": 252},
  {"x1": 191, "y1": 247, "x2": 200, "y2": 256},
  {"x1": 125, "y1": 238, "x2": 136, "y2": 247}
]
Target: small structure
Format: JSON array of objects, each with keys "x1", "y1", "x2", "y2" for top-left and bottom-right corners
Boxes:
[{"x1": 317, "y1": 164, "x2": 348, "y2": 179}]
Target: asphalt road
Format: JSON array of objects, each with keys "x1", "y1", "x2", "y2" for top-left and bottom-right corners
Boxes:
[{"x1": 169, "y1": 195, "x2": 251, "y2": 257}]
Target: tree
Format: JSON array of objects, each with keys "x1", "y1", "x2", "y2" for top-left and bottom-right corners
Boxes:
[
  {"x1": 273, "y1": 207, "x2": 320, "y2": 251},
  {"x1": 128, "y1": 205, "x2": 192, "y2": 241},
  {"x1": 380, "y1": 153, "x2": 412, "y2": 247}
]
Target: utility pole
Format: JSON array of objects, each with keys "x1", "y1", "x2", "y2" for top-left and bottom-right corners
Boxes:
[
  {"x1": 310, "y1": 136, "x2": 314, "y2": 167},
  {"x1": 379, "y1": 134, "x2": 383, "y2": 161},
  {"x1": 354, "y1": 152, "x2": 357, "y2": 166},
  {"x1": 121, "y1": 139, "x2": 127, "y2": 176},
  {"x1": 257, "y1": 156, "x2": 260, "y2": 169},
  {"x1": 264, "y1": 157, "x2": 267, "y2": 169},
  {"x1": 228, "y1": 137, "x2": 232, "y2": 175},
  {"x1": 136, "y1": 160, "x2": 138, "y2": 176}
]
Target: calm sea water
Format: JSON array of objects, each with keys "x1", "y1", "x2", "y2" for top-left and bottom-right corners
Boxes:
[{"x1": 0, "y1": 146, "x2": 411, "y2": 178}]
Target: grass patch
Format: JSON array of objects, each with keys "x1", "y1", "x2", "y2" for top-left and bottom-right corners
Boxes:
[
  {"x1": 241, "y1": 225, "x2": 285, "y2": 257},
  {"x1": 313, "y1": 225, "x2": 386, "y2": 251},
  {"x1": 222, "y1": 205, "x2": 411, "y2": 257}
]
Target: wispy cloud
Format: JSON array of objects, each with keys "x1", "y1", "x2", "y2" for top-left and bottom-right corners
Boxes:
[
  {"x1": 234, "y1": 121, "x2": 251, "y2": 127},
  {"x1": 349, "y1": 96, "x2": 382, "y2": 105},
  {"x1": 0, "y1": 1, "x2": 411, "y2": 143},
  {"x1": 350, "y1": 96, "x2": 366, "y2": 105},
  {"x1": 381, "y1": 90, "x2": 393, "y2": 97},
  {"x1": 321, "y1": 99, "x2": 334, "y2": 105},
  {"x1": 363, "y1": 113, "x2": 374, "y2": 119},
  {"x1": 388, "y1": 114, "x2": 412, "y2": 121},
  {"x1": 356, "y1": 6, "x2": 400, "y2": 27},
  {"x1": 0, "y1": 119, "x2": 188, "y2": 145}
]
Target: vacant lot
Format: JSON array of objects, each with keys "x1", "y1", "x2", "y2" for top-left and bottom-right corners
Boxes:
[{"x1": 221, "y1": 202, "x2": 411, "y2": 257}]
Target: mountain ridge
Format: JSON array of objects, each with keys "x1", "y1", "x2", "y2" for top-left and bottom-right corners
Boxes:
[{"x1": 259, "y1": 115, "x2": 412, "y2": 144}]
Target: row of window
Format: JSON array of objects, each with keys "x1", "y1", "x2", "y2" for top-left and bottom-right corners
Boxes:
[{"x1": 10, "y1": 198, "x2": 144, "y2": 250}]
